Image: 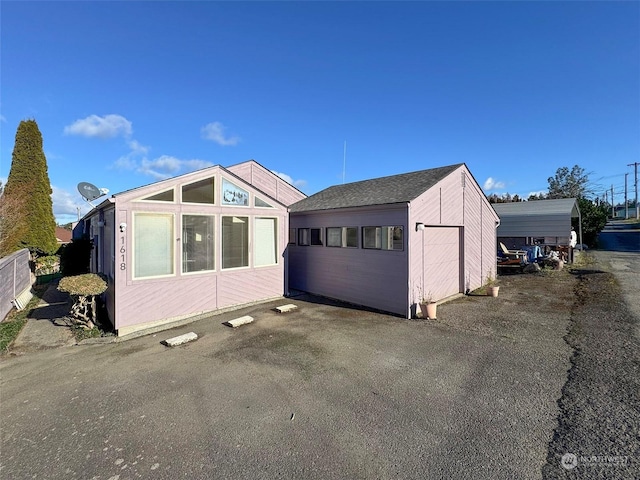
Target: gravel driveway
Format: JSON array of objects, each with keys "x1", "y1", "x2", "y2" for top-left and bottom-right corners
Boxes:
[{"x1": 0, "y1": 252, "x2": 636, "y2": 479}]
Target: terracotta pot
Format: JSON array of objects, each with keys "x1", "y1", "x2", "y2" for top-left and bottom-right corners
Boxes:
[
  {"x1": 420, "y1": 302, "x2": 437, "y2": 319},
  {"x1": 486, "y1": 286, "x2": 500, "y2": 297}
]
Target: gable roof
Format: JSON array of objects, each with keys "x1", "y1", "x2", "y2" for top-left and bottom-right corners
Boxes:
[
  {"x1": 289, "y1": 164, "x2": 463, "y2": 213},
  {"x1": 492, "y1": 198, "x2": 580, "y2": 218}
]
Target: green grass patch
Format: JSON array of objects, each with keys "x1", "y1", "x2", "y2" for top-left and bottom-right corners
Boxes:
[
  {"x1": 0, "y1": 285, "x2": 47, "y2": 354},
  {"x1": 0, "y1": 318, "x2": 28, "y2": 352}
]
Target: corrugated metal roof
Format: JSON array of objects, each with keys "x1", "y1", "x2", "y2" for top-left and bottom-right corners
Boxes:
[
  {"x1": 289, "y1": 164, "x2": 463, "y2": 213},
  {"x1": 492, "y1": 198, "x2": 580, "y2": 217}
]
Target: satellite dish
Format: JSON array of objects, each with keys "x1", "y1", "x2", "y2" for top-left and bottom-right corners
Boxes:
[{"x1": 77, "y1": 182, "x2": 103, "y2": 202}]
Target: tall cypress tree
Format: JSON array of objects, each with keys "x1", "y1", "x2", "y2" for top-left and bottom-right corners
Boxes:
[{"x1": 3, "y1": 119, "x2": 58, "y2": 255}]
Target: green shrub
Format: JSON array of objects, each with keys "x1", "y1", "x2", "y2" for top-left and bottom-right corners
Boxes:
[
  {"x1": 58, "y1": 273, "x2": 107, "y2": 296},
  {"x1": 35, "y1": 254, "x2": 60, "y2": 275},
  {"x1": 59, "y1": 238, "x2": 92, "y2": 276}
]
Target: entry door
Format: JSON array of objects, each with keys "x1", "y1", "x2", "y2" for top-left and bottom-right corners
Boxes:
[{"x1": 424, "y1": 227, "x2": 462, "y2": 300}]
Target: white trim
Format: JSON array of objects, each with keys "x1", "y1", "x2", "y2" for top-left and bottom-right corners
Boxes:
[
  {"x1": 181, "y1": 213, "x2": 216, "y2": 275},
  {"x1": 132, "y1": 212, "x2": 176, "y2": 280}
]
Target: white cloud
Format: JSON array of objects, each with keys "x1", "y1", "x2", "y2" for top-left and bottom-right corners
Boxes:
[
  {"x1": 64, "y1": 114, "x2": 132, "y2": 138},
  {"x1": 0, "y1": 114, "x2": 6, "y2": 123},
  {"x1": 137, "y1": 155, "x2": 214, "y2": 180},
  {"x1": 201, "y1": 122, "x2": 240, "y2": 146},
  {"x1": 51, "y1": 186, "x2": 88, "y2": 221},
  {"x1": 128, "y1": 139, "x2": 149, "y2": 155},
  {"x1": 271, "y1": 170, "x2": 307, "y2": 189},
  {"x1": 483, "y1": 177, "x2": 506, "y2": 191}
]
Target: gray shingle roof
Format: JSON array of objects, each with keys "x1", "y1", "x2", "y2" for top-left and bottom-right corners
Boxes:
[
  {"x1": 492, "y1": 198, "x2": 580, "y2": 217},
  {"x1": 289, "y1": 164, "x2": 463, "y2": 213}
]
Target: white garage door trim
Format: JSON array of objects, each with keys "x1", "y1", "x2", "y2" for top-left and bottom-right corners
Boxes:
[{"x1": 423, "y1": 226, "x2": 462, "y2": 300}]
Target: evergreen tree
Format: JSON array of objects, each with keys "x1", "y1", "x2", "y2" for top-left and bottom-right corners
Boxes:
[{"x1": 3, "y1": 120, "x2": 58, "y2": 255}]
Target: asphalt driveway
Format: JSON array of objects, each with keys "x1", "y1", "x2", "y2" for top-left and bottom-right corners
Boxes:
[{"x1": 0, "y1": 263, "x2": 588, "y2": 479}]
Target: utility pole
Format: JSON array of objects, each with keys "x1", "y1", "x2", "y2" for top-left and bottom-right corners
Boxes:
[
  {"x1": 611, "y1": 184, "x2": 615, "y2": 218},
  {"x1": 629, "y1": 162, "x2": 639, "y2": 220},
  {"x1": 625, "y1": 173, "x2": 629, "y2": 219}
]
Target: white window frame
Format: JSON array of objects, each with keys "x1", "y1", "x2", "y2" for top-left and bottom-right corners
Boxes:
[
  {"x1": 134, "y1": 188, "x2": 176, "y2": 204},
  {"x1": 181, "y1": 214, "x2": 216, "y2": 275},
  {"x1": 327, "y1": 227, "x2": 358, "y2": 248},
  {"x1": 181, "y1": 177, "x2": 216, "y2": 205},
  {"x1": 221, "y1": 215, "x2": 250, "y2": 270},
  {"x1": 254, "y1": 217, "x2": 278, "y2": 267},
  {"x1": 298, "y1": 228, "x2": 310, "y2": 246},
  {"x1": 362, "y1": 226, "x2": 404, "y2": 251},
  {"x1": 132, "y1": 212, "x2": 176, "y2": 279},
  {"x1": 221, "y1": 178, "x2": 249, "y2": 207}
]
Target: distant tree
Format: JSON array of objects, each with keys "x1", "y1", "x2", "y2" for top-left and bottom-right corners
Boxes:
[
  {"x1": 528, "y1": 193, "x2": 547, "y2": 201},
  {"x1": 577, "y1": 198, "x2": 608, "y2": 247},
  {"x1": 487, "y1": 192, "x2": 524, "y2": 204},
  {"x1": 544, "y1": 165, "x2": 607, "y2": 247},
  {"x1": 547, "y1": 165, "x2": 591, "y2": 199},
  {"x1": 2, "y1": 120, "x2": 58, "y2": 256}
]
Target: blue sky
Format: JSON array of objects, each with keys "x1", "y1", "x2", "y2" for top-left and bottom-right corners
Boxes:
[{"x1": 1, "y1": 1, "x2": 638, "y2": 224}]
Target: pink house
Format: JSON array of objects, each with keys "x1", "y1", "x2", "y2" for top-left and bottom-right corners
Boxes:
[
  {"x1": 80, "y1": 161, "x2": 498, "y2": 335},
  {"x1": 79, "y1": 160, "x2": 305, "y2": 336},
  {"x1": 288, "y1": 163, "x2": 499, "y2": 318}
]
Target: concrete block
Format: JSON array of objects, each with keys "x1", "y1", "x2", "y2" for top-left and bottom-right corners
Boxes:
[
  {"x1": 164, "y1": 332, "x2": 198, "y2": 347},
  {"x1": 275, "y1": 304, "x2": 298, "y2": 313},
  {"x1": 226, "y1": 315, "x2": 254, "y2": 328}
]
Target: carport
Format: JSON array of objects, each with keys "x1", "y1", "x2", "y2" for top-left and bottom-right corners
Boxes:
[{"x1": 493, "y1": 198, "x2": 582, "y2": 250}]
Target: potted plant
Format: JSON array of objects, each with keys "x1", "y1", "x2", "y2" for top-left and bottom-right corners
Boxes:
[
  {"x1": 419, "y1": 290, "x2": 437, "y2": 319},
  {"x1": 485, "y1": 270, "x2": 500, "y2": 297}
]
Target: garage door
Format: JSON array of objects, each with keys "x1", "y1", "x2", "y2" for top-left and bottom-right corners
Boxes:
[{"x1": 424, "y1": 227, "x2": 462, "y2": 300}]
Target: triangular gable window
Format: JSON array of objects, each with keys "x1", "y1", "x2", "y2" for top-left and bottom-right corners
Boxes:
[
  {"x1": 221, "y1": 179, "x2": 249, "y2": 206},
  {"x1": 182, "y1": 177, "x2": 215, "y2": 204},
  {"x1": 254, "y1": 196, "x2": 273, "y2": 208},
  {"x1": 141, "y1": 189, "x2": 174, "y2": 202}
]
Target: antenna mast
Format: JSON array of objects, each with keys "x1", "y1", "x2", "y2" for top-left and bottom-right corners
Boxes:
[{"x1": 342, "y1": 141, "x2": 347, "y2": 184}]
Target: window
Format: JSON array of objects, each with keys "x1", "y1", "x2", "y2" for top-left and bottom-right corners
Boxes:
[
  {"x1": 289, "y1": 228, "x2": 296, "y2": 244},
  {"x1": 182, "y1": 215, "x2": 215, "y2": 273},
  {"x1": 362, "y1": 226, "x2": 404, "y2": 251},
  {"x1": 221, "y1": 179, "x2": 249, "y2": 206},
  {"x1": 141, "y1": 189, "x2": 174, "y2": 202},
  {"x1": 255, "y1": 218, "x2": 277, "y2": 266},
  {"x1": 222, "y1": 216, "x2": 248, "y2": 269},
  {"x1": 327, "y1": 227, "x2": 358, "y2": 248},
  {"x1": 298, "y1": 228, "x2": 310, "y2": 246},
  {"x1": 182, "y1": 177, "x2": 215, "y2": 204},
  {"x1": 310, "y1": 228, "x2": 323, "y2": 246},
  {"x1": 255, "y1": 196, "x2": 273, "y2": 208},
  {"x1": 363, "y1": 227, "x2": 381, "y2": 249},
  {"x1": 134, "y1": 213, "x2": 174, "y2": 278}
]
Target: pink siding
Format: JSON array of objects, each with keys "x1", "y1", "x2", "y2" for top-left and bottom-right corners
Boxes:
[
  {"x1": 103, "y1": 166, "x2": 288, "y2": 333},
  {"x1": 227, "y1": 160, "x2": 306, "y2": 206},
  {"x1": 408, "y1": 165, "x2": 498, "y2": 310},
  {"x1": 289, "y1": 205, "x2": 408, "y2": 316}
]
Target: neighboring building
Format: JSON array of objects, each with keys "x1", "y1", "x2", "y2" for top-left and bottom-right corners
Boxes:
[
  {"x1": 55, "y1": 226, "x2": 72, "y2": 245},
  {"x1": 75, "y1": 160, "x2": 305, "y2": 336},
  {"x1": 493, "y1": 198, "x2": 582, "y2": 250},
  {"x1": 288, "y1": 164, "x2": 499, "y2": 318}
]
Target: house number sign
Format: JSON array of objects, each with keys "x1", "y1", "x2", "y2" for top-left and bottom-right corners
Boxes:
[{"x1": 120, "y1": 236, "x2": 126, "y2": 270}]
